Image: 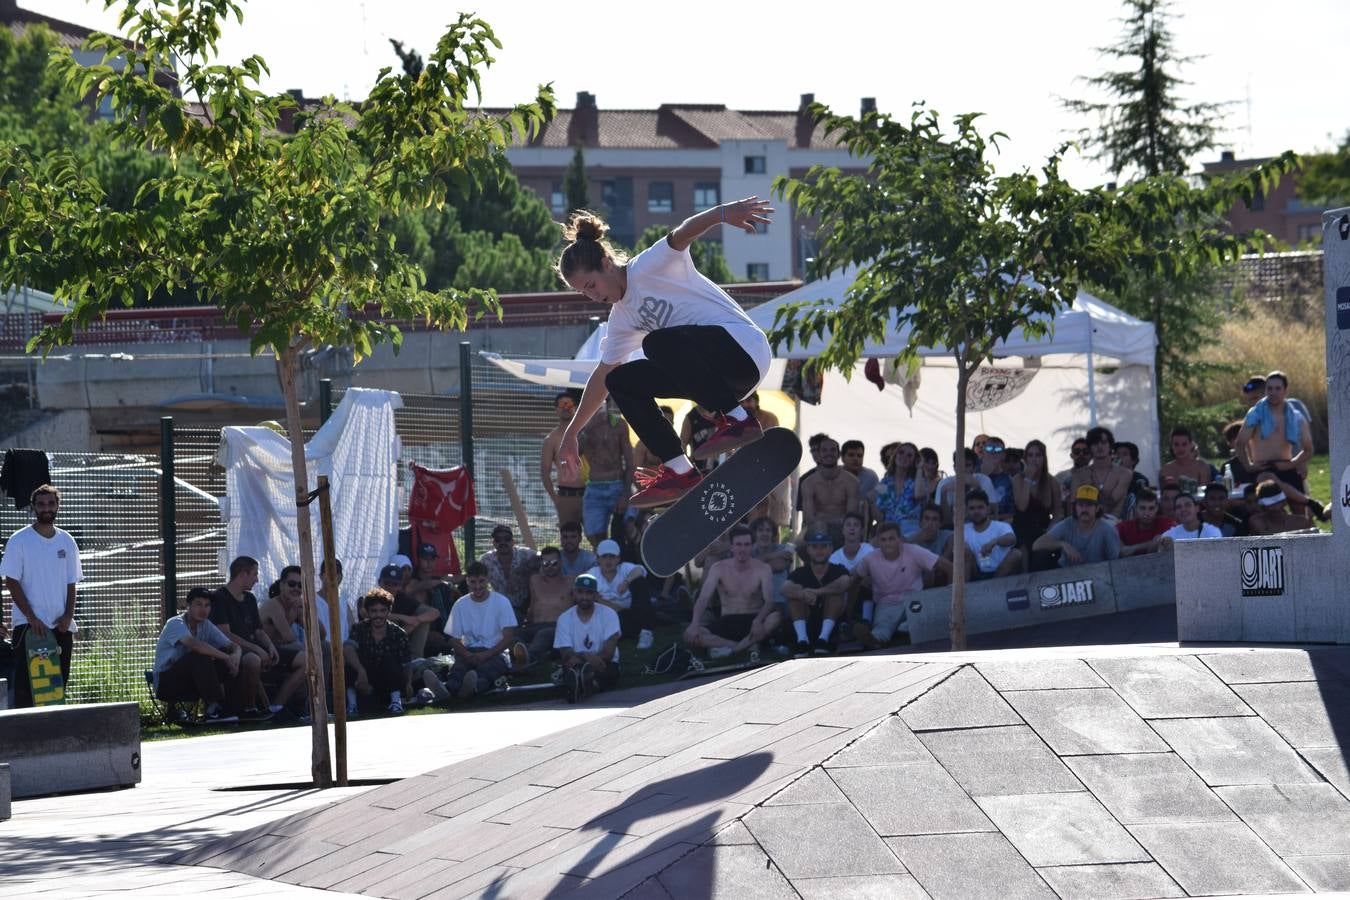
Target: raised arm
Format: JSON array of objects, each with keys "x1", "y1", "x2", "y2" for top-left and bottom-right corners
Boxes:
[{"x1": 666, "y1": 197, "x2": 773, "y2": 252}]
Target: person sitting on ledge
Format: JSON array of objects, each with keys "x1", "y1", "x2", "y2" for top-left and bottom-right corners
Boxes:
[
  {"x1": 554, "y1": 574, "x2": 622, "y2": 702},
  {"x1": 852, "y1": 522, "x2": 950, "y2": 651},
  {"x1": 422, "y1": 562, "x2": 516, "y2": 701},
  {"x1": 1033, "y1": 485, "x2": 1121, "y2": 568},
  {"x1": 1116, "y1": 488, "x2": 1175, "y2": 557},
  {"x1": 1245, "y1": 481, "x2": 1316, "y2": 536},
  {"x1": 963, "y1": 490, "x2": 1022, "y2": 579},
  {"x1": 1158, "y1": 493, "x2": 1223, "y2": 547},
  {"x1": 152, "y1": 586, "x2": 263, "y2": 724},
  {"x1": 780, "y1": 529, "x2": 852, "y2": 658}
]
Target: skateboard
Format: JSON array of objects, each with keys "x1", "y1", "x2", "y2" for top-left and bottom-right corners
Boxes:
[
  {"x1": 641, "y1": 427, "x2": 803, "y2": 577},
  {"x1": 23, "y1": 628, "x2": 65, "y2": 706},
  {"x1": 677, "y1": 650, "x2": 766, "y2": 681}
]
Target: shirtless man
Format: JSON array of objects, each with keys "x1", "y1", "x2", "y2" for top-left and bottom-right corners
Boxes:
[
  {"x1": 541, "y1": 391, "x2": 587, "y2": 528},
  {"x1": 684, "y1": 525, "x2": 781, "y2": 657},
  {"x1": 1070, "y1": 426, "x2": 1131, "y2": 518},
  {"x1": 1234, "y1": 371, "x2": 1314, "y2": 500},
  {"x1": 800, "y1": 436, "x2": 860, "y2": 547},
  {"x1": 257, "y1": 567, "x2": 310, "y2": 713},
  {"x1": 1158, "y1": 426, "x2": 1219, "y2": 496},
  {"x1": 1245, "y1": 480, "x2": 1315, "y2": 535},
  {"x1": 512, "y1": 546, "x2": 575, "y2": 667},
  {"x1": 578, "y1": 398, "x2": 633, "y2": 548}
]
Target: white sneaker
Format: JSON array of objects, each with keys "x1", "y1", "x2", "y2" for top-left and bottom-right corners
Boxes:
[
  {"x1": 636, "y1": 629, "x2": 654, "y2": 650},
  {"x1": 709, "y1": 646, "x2": 734, "y2": 660}
]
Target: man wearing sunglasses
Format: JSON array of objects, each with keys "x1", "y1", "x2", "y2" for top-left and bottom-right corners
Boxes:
[
  {"x1": 513, "y1": 546, "x2": 575, "y2": 668},
  {"x1": 479, "y1": 524, "x2": 538, "y2": 618},
  {"x1": 977, "y1": 436, "x2": 1015, "y2": 520}
]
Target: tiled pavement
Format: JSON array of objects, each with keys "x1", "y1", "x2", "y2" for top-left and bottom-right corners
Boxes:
[{"x1": 187, "y1": 645, "x2": 1350, "y2": 898}]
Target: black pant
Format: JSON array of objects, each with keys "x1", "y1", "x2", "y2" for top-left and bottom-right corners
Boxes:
[
  {"x1": 350, "y1": 653, "x2": 406, "y2": 699},
  {"x1": 616, "y1": 580, "x2": 657, "y2": 640},
  {"x1": 605, "y1": 325, "x2": 761, "y2": 463},
  {"x1": 11, "y1": 625, "x2": 73, "y2": 709},
  {"x1": 156, "y1": 652, "x2": 228, "y2": 707}
]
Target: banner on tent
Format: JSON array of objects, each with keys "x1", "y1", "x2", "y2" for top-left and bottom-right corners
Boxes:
[{"x1": 966, "y1": 366, "x2": 1039, "y2": 412}]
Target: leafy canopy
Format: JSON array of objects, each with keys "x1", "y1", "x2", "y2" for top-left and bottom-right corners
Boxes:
[
  {"x1": 0, "y1": 0, "x2": 556, "y2": 360},
  {"x1": 1298, "y1": 131, "x2": 1350, "y2": 209}
]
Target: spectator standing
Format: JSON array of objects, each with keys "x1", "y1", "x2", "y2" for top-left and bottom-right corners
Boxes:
[
  {"x1": 554, "y1": 574, "x2": 622, "y2": 701},
  {"x1": 1234, "y1": 371, "x2": 1314, "y2": 499},
  {"x1": 1071, "y1": 426, "x2": 1131, "y2": 518},
  {"x1": 841, "y1": 439, "x2": 879, "y2": 500},
  {"x1": 852, "y1": 523, "x2": 949, "y2": 650},
  {"x1": 1117, "y1": 489, "x2": 1175, "y2": 557},
  {"x1": 578, "y1": 398, "x2": 633, "y2": 548},
  {"x1": 1159, "y1": 494, "x2": 1223, "y2": 546},
  {"x1": 684, "y1": 525, "x2": 781, "y2": 657},
  {"x1": 425, "y1": 562, "x2": 517, "y2": 700},
  {"x1": 541, "y1": 390, "x2": 587, "y2": 527},
  {"x1": 780, "y1": 531, "x2": 852, "y2": 657},
  {"x1": 479, "y1": 524, "x2": 538, "y2": 617},
  {"x1": 1246, "y1": 481, "x2": 1316, "y2": 535},
  {"x1": 1033, "y1": 485, "x2": 1122, "y2": 567},
  {"x1": 800, "y1": 436, "x2": 860, "y2": 547},
  {"x1": 557, "y1": 521, "x2": 597, "y2": 578},
  {"x1": 1159, "y1": 426, "x2": 1220, "y2": 496},
  {"x1": 1013, "y1": 439, "x2": 1064, "y2": 572},
  {"x1": 211, "y1": 555, "x2": 284, "y2": 718},
  {"x1": 794, "y1": 432, "x2": 830, "y2": 514},
  {"x1": 345, "y1": 588, "x2": 412, "y2": 715},
  {"x1": 152, "y1": 587, "x2": 254, "y2": 723},
  {"x1": 0, "y1": 484, "x2": 81, "y2": 708},
  {"x1": 871, "y1": 442, "x2": 922, "y2": 535},
  {"x1": 963, "y1": 490, "x2": 1022, "y2": 579},
  {"x1": 514, "y1": 546, "x2": 574, "y2": 667}
]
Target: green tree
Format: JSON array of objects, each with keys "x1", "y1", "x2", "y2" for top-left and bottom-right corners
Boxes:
[
  {"x1": 632, "y1": 224, "x2": 735, "y2": 285},
  {"x1": 1061, "y1": 0, "x2": 1226, "y2": 180},
  {"x1": 1298, "y1": 131, "x2": 1350, "y2": 208},
  {"x1": 563, "y1": 143, "x2": 589, "y2": 215},
  {"x1": 773, "y1": 106, "x2": 1116, "y2": 649},
  {"x1": 0, "y1": 0, "x2": 553, "y2": 784}
]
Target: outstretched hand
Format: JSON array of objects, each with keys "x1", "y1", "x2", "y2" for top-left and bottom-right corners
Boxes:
[{"x1": 722, "y1": 196, "x2": 774, "y2": 234}]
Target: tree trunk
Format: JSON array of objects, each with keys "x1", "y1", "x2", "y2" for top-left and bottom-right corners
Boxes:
[
  {"x1": 278, "y1": 345, "x2": 333, "y2": 788},
  {"x1": 949, "y1": 362, "x2": 971, "y2": 651}
]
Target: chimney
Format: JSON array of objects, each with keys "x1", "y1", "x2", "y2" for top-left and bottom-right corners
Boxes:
[
  {"x1": 860, "y1": 97, "x2": 877, "y2": 119},
  {"x1": 1221, "y1": 150, "x2": 1235, "y2": 163},
  {"x1": 796, "y1": 92, "x2": 815, "y2": 148},
  {"x1": 568, "y1": 90, "x2": 599, "y2": 147}
]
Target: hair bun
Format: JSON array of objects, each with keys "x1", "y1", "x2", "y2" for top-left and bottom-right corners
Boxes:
[{"x1": 565, "y1": 212, "x2": 608, "y2": 244}]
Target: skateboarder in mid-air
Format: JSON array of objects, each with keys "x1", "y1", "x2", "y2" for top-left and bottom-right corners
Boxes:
[{"x1": 555, "y1": 198, "x2": 775, "y2": 509}]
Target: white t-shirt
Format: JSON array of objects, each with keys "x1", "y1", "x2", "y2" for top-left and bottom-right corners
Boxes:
[
  {"x1": 314, "y1": 593, "x2": 351, "y2": 643},
  {"x1": 937, "y1": 474, "x2": 997, "y2": 509},
  {"x1": 964, "y1": 520, "x2": 1016, "y2": 573},
  {"x1": 1162, "y1": 522, "x2": 1223, "y2": 541},
  {"x1": 0, "y1": 525, "x2": 82, "y2": 629},
  {"x1": 829, "y1": 543, "x2": 874, "y2": 573},
  {"x1": 553, "y1": 604, "x2": 622, "y2": 663},
  {"x1": 588, "y1": 562, "x2": 646, "y2": 611},
  {"x1": 601, "y1": 238, "x2": 772, "y2": 382},
  {"x1": 445, "y1": 590, "x2": 517, "y2": 648}
]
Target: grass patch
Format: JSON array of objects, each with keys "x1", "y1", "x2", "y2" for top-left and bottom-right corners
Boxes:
[{"x1": 1307, "y1": 454, "x2": 1333, "y2": 533}]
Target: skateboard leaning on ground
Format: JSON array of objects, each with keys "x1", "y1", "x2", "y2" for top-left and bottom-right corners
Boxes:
[
  {"x1": 23, "y1": 628, "x2": 65, "y2": 706},
  {"x1": 641, "y1": 427, "x2": 803, "y2": 577}
]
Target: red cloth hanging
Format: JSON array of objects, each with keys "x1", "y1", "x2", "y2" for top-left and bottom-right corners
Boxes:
[{"x1": 409, "y1": 463, "x2": 476, "y2": 577}]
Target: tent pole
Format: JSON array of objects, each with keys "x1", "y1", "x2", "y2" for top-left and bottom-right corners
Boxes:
[{"x1": 1086, "y1": 326, "x2": 1098, "y2": 427}]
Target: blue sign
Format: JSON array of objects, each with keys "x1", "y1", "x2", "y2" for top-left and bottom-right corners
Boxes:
[
  {"x1": 1006, "y1": 589, "x2": 1029, "y2": 611},
  {"x1": 1338, "y1": 286, "x2": 1350, "y2": 331}
]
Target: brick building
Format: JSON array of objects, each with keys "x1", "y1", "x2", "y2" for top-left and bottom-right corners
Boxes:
[
  {"x1": 503, "y1": 92, "x2": 871, "y2": 281},
  {"x1": 1203, "y1": 150, "x2": 1330, "y2": 247}
]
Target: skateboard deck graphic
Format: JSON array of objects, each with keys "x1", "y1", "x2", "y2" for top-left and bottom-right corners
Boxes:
[
  {"x1": 641, "y1": 427, "x2": 802, "y2": 577},
  {"x1": 24, "y1": 628, "x2": 65, "y2": 706}
]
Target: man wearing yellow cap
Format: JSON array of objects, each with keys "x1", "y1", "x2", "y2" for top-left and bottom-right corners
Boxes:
[{"x1": 1033, "y1": 484, "x2": 1121, "y2": 568}]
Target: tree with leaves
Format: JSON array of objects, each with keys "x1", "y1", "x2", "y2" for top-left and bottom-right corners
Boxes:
[
  {"x1": 1298, "y1": 132, "x2": 1350, "y2": 208},
  {"x1": 773, "y1": 106, "x2": 1116, "y2": 649},
  {"x1": 632, "y1": 224, "x2": 734, "y2": 285},
  {"x1": 563, "y1": 144, "x2": 590, "y2": 216},
  {"x1": 0, "y1": 0, "x2": 553, "y2": 785}
]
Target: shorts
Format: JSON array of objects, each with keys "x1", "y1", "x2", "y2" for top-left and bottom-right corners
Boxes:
[
  {"x1": 870, "y1": 603, "x2": 909, "y2": 644},
  {"x1": 710, "y1": 613, "x2": 757, "y2": 642},
  {"x1": 275, "y1": 641, "x2": 303, "y2": 667},
  {"x1": 583, "y1": 479, "x2": 627, "y2": 535}
]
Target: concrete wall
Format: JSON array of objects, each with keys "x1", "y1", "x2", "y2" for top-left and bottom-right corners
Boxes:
[
  {"x1": 906, "y1": 552, "x2": 1175, "y2": 645},
  {"x1": 0, "y1": 409, "x2": 94, "y2": 452}
]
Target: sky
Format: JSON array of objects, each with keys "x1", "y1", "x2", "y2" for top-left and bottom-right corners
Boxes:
[{"x1": 22, "y1": 0, "x2": 1348, "y2": 187}]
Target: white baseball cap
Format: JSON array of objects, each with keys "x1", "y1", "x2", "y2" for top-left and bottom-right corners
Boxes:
[
  {"x1": 390, "y1": 554, "x2": 413, "y2": 568},
  {"x1": 596, "y1": 539, "x2": 621, "y2": 557}
]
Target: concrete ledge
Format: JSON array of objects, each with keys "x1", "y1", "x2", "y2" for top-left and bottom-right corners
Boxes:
[
  {"x1": 0, "y1": 702, "x2": 141, "y2": 799},
  {"x1": 907, "y1": 552, "x2": 1175, "y2": 645},
  {"x1": 0, "y1": 763, "x2": 9, "y2": 821},
  {"x1": 0, "y1": 677, "x2": 8, "y2": 710},
  {"x1": 1175, "y1": 532, "x2": 1347, "y2": 644}
]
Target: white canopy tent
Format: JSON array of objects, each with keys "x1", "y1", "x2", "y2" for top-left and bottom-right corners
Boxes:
[{"x1": 483, "y1": 269, "x2": 1160, "y2": 480}]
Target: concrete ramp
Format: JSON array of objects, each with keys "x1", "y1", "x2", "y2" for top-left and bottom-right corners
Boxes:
[{"x1": 183, "y1": 647, "x2": 1350, "y2": 898}]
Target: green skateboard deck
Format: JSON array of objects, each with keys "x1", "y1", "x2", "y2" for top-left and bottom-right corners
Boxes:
[{"x1": 23, "y1": 628, "x2": 65, "y2": 706}]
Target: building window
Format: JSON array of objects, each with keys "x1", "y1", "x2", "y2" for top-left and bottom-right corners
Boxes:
[
  {"x1": 746, "y1": 263, "x2": 770, "y2": 282},
  {"x1": 647, "y1": 181, "x2": 674, "y2": 214},
  {"x1": 550, "y1": 181, "x2": 566, "y2": 216},
  {"x1": 693, "y1": 182, "x2": 720, "y2": 209},
  {"x1": 744, "y1": 155, "x2": 766, "y2": 174}
]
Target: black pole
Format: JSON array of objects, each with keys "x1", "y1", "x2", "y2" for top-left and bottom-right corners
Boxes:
[
  {"x1": 458, "y1": 341, "x2": 476, "y2": 562},
  {"x1": 319, "y1": 378, "x2": 333, "y2": 424},
  {"x1": 159, "y1": 416, "x2": 177, "y2": 620}
]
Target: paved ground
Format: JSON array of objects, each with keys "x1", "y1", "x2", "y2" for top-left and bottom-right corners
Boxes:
[{"x1": 180, "y1": 642, "x2": 1350, "y2": 899}]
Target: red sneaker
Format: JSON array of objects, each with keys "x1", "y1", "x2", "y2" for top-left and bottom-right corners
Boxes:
[
  {"x1": 630, "y1": 465, "x2": 702, "y2": 509},
  {"x1": 692, "y1": 414, "x2": 763, "y2": 460}
]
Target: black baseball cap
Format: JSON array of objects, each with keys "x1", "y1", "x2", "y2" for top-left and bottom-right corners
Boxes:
[
  {"x1": 417, "y1": 542, "x2": 437, "y2": 558},
  {"x1": 806, "y1": 530, "x2": 832, "y2": 545},
  {"x1": 379, "y1": 564, "x2": 403, "y2": 582}
]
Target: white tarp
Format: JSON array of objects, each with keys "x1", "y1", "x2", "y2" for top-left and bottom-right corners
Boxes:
[{"x1": 217, "y1": 387, "x2": 403, "y2": 616}]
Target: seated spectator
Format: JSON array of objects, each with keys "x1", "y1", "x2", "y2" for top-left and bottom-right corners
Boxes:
[
  {"x1": 1246, "y1": 481, "x2": 1316, "y2": 535},
  {"x1": 259, "y1": 571, "x2": 308, "y2": 702},
  {"x1": 1071, "y1": 426, "x2": 1131, "y2": 518},
  {"x1": 211, "y1": 555, "x2": 287, "y2": 717},
  {"x1": 1159, "y1": 477, "x2": 1181, "y2": 519},
  {"x1": 480, "y1": 524, "x2": 538, "y2": 616},
  {"x1": 963, "y1": 490, "x2": 1022, "y2": 579},
  {"x1": 1159, "y1": 426, "x2": 1219, "y2": 496},
  {"x1": 829, "y1": 511, "x2": 874, "y2": 622},
  {"x1": 152, "y1": 587, "x2": 263, "y2": 723},
  {"x1": 1055, "y1": 437, "x2": 1090, "y2": 503},
  {"x1": 1159, "y1": 493, "x2": 1223, "y2": 546},
  {"x1": 514, "y1": 546, "x2": 574, "y2": 668},
  {"x1": 1112, "y1": 440, "x2": 1151, "y2": 516},
  {"x1": 750, "y1": 515, "x2": 795, "y2": 608},
  {"x1": 906, "y1": 504, "x2": 953, "y2": 587},
  {"x1": 343, "y1": 588, "x2": 412, "y2": 716},
  {"x1": 685, "y1": 524, "x2": 782, "y2": 658},
  {"x1": 1033, "y1": 485, "x2": 1121, "y2": 567},
  {"x1": 422, "y1": 562, "x2": 516, "y2": 701},
  {"x1": 1117, "y1": 489, "x2": 1175, "y2": 557},
  {"x1": 978, "y1": 436, "x2": 1015, "y2": 520},
  {"x1": 871, "y1": 442, "x2": 922, "y2": 535},
  {"x1": 402, "y1": 543, "x2": 456, "y2": 656},
  {"x1": 554, "y1": 574, "x2": 622, "y2": 702},
  {"x1": 936, "y1": 449, "x2": 996, "y2": 527},
  {"x1": 801, "y1": 435, "x2": 860, "y2": 547},
  {"x1": 1200, "y1": 482, "x2": 1242, "y2": 537},
  {"x1": 381, "y1": 562, "x2": 439, "y2": 659},
  {"x1": 590, "y1": 539, "x2": 655, "y2": 648},
  {"x1": 558, "y1": 520, "x2": 598, "y2": 577},
  {"x1": 852, "y1": 522, "x2": 950, "y2": 650},
  {"x1": 390, "y1": 553, "x2": 414, "y2": 583},
  {"x1": 780, "y1": 530, "x2": 852, "y2": 657},
  {"x1": 1013, "y1": 439, "x2": 1064, "y2": 572},
  {"x1": 311, "y1": 561, "x2": 351, "y2": 645},
  {"x1": 841, "y1": 439, "x2": 880, "y2": 500},
  {"x1": 914, "y1": 447, "x2": 942, "y2": 507}
]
